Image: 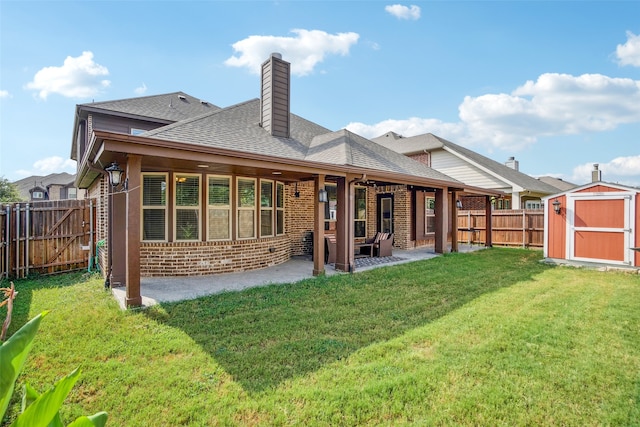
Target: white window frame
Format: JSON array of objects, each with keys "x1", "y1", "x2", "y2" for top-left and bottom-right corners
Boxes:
[
  {"x1": 206, "y1": 175, "x2": 232, "y2": 241},
  {"x1": 236, "y1": 177, "x2": 257, "y2": 239},
  {"x1": 141, "y1": 172, "x2": 169, "y2": 242},
  {"x1": 174, "y1": 173, "x2": 201, "y2": 242},
  {"x1": 354, "y1": 186, "x2": 367, "y2": 238},
  {"x1": 276, "y1": 181, "x2": 285, "y2": 236},
  {"x1": 260, "y1": 179, "x2": 275, "y2": 238}
]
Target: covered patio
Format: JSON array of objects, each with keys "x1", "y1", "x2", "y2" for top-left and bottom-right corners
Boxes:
[{"x1": 112, "y1": 244, "x2": 485, "y2": 309}]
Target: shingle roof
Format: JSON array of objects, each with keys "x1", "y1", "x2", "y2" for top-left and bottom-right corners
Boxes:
[
  {"x1": 307, "y1": 130, "x2": 461, "y2": 182},
  {"x1": 373, "y1": 132, "x2": 558, "y2": 194},
  {"x1": 143, "y1": 100, "x2": 461, "y2": 183},
  {"x1": 78, "y1": 92, "x2": 220, "y2": 122}
]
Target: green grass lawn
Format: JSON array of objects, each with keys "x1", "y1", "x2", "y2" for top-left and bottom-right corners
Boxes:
[{"x1": 2, "y1": 248, "x2": 639, "y2": 426}]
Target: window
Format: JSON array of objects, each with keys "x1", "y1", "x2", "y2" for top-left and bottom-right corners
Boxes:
[
  {"x1": 130, "y1": 128, "x2": 146, "y2": 136},
  {"x1": 67, "y1": 187, "x2": 77, "y2": 200},
  {"x1": 237, "y1": 178, "x2": 256, "y2": 239},
  {"x1": 32, "y1": 191, "x2": 44, "y2": 199},
  {"x1": 174, "y1": 174, "x2": 200, "y2": 241},
  {"x1": 525, "y1": 200, "x2": 542, "y2": 210},
  {"x1": 425, "y1": 196, "x2": 435, "y2": 233},
  {"x1": 142, "y1": 173, "x2": 168, "y2": 241},
  {"x1": 354, "y1": 187, "x2": 367, "y2": 238},
  {"x1": 207, "y1": 176, "x2": 231, "y2": 240},
  {"x1": 324, "y1": 184, "x2": 337, "y2": 231},
  {"x1": 276, "y1": 182, "x2": 285, "y2": 235},
  {"x1": 260, "y1": 180, "x2": 274, "y2": 237}
]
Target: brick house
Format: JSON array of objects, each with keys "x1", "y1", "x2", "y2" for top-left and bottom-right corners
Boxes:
[
  {"x1": 71, "y1": 53, "x2": 499, "y2": 307},
  {"x1": 372, "y1": 132, "x2": 559, "y2": 210}
]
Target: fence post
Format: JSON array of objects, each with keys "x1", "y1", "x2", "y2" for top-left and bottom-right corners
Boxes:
[
  {"x1": 14, "y1": 203, "x2": 20, "y2": 278},
  {"x1": 25, "y1": 203, "x2": 30, "y2": 277},
  {"x1": 522, "y1": 210, "x2": 526, "y2": 248},
  {"x1": 89, "y1": 199, "x2": 94, "y2": 272},
  {"x1": 3, "y1": 205, "x2": 8, "y2": 279}
]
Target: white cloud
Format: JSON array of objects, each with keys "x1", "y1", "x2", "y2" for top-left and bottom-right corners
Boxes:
[
  {"x1": 225, "y1": 29, "x2": 359, "y2": 76},
  {"x1": 346, "y1": 117, "x2": 465, "y2": 140},
  {"x1": 25, "y1": 51, "x2": 110, "y2": 100},
  {"x1": 0, "y1": 90, "x2": 10, "y2": 99},
  {"x1": 134, "y1": 83, "x2": 147, "y2": 95},
  {"x1": 385, "y1": 4, "x2": 421, "y2": 20},
  {"x1": 348, "y1": 73, "x2": 640, "y2": 152},
  {"x1": 31, "y1": 156, "x2": 77, "y2": 175},
  {"x1": 571, "y1": 155, "x2": 640, "y2": 187},
  {"x1": 616, "y1": 31, "x2": 640, "y2": 67}
]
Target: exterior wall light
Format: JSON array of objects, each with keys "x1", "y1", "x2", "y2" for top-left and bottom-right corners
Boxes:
[
  {"x1": 105, "y1": 162, "x2": 124, "y2": 187},
  {"x1": 318, "y1": 188, "x2": 328, "y2": 203},
  {"x1": 456, "y1": 199, "x2": 463, "y2": 209},
  {"x1": 552, "y1": 198, "x2": 561, "y2": 215}
]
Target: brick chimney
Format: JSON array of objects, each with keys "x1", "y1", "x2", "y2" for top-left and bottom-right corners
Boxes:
[
  {"x1": 505, "y1": 156, "x2": 519, "y2": 171},
  {"x1": 591, "y1": 164, "x2": 602, "y2": 182},
  {"x1": 260, "y1": 53, "x2": 290, "y2": 138}
]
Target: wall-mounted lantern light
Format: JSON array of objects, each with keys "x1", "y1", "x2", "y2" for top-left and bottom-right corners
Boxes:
[
  {"x1": 456, "y1": 199, "x2": 463, "y2": 209},
  {"x1": 552, "y1": 198, "x2": 561, "y2": 215},
  {"x1": 318, "y1": 188, "x2": 328, "y2": 203},
  {"x1": 105, "y1": 162, "x2": 124, "y2": 187}
]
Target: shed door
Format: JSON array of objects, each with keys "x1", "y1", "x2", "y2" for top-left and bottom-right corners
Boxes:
[{"x1": 567, "y1": 193, "x2": 635, "y2": 265}]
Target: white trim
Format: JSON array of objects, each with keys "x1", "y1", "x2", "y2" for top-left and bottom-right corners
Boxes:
[
  {"x1": 141, "y1": 172, "x2": 169, "y2": 242},
  {"x1": 566, "y1": 191, "x2": 635, "y2": 265},
  {"x1": 173, "y1": 173, "x2": 201, "y2": 242},
  {"x1": 236, "y1": 177, "x2": 257, "y2": 239},
  {"x1": 206, "y1": 174, "x2": 232, "y2": 241}
]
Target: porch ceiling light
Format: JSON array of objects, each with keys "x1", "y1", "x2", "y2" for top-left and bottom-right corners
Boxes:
[
  {"x1": 105, "y1": 162, "x2": 124, "y2": 187},
  {"x1": 552, "y1": 198, "x2": 561, "y2": 215},
  {"x1": 318, "y1": 188, "x2": 328, "y2": 203}
]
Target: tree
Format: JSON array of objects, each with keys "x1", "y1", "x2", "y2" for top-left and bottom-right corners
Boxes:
[{"x1": 0, "y1": 177, "x2": 22, "y2": 203}]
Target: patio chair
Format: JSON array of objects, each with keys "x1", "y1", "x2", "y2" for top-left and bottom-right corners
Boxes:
[
  {"x1": 360, "y1": 232, "x2": 394, "y2": 257},
  {"x1": 325, "y1": 234, "x2": 336, "y2": 264}
]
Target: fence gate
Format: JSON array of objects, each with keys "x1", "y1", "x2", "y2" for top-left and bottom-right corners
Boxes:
[{"x1": 1, "y1": 199, "x2": 95, "y2": 279}]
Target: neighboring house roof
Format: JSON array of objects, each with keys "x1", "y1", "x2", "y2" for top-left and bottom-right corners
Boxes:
[
  {"x1": 372, "y1": 132, "x2": 558, "y2": 195},
  {"x1": 77, "y1": 92, "x2": 220, "y2": 123},
  {"x1": 141, "y1": 99, "x2": 462, "y2": 184},
  {"x1": 537, "y1": 176, "x2": 578, "y2": 192},
  {"x1": 13, "y1": 172, "x2": 76, "y2": 201},
  {"x1": 71, "y1": 92, "x2": 220, "y2": 162},
  {"x1": 541, "y1": 181, "x2": 640, "y2": 200}
]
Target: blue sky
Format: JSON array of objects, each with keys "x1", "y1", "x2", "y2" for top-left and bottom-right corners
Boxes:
[{"x1": 1, "y1": 1, "x2": 639, "y2": 186}]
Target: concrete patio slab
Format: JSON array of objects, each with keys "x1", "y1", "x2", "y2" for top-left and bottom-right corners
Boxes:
[{"x1": 112, "y1": 244, "x2": 484, "y2": 309}]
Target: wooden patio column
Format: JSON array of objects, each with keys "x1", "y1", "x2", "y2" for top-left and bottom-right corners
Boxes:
[
  {"x1": 313, "y1": 174, "x2": 326, "y2": 276},
  {"x1": 451, "y1": 191, "x2": 459, "y2": 253},
  {"x1": 434, "y1": 187, "x2": 448, "y2": 254},
  {"x1": 334, "y1": 177, "x2": 352, "y2": 272},
  {"x1": 125, "y1": 155, "x2": 142, "y2": 307},
  {"x1": 485, "y1": 195, "x2": 493, "y2": 247}
]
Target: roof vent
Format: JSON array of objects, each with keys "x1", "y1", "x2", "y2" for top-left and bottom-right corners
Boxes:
[
  {"x1": 200, "y1": 100, "x2": 208, "y2": 105},
  {"x1": 178, "y1": 95, "x2": 187, "y2": 101}
]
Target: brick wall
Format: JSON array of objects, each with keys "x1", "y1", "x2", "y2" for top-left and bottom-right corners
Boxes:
[
  {"x1": 409, "y1": 152, "x2": 430, "y2": 166},
  {"x1": 366, "y1": 185, "x2": 413, "y2": 250},
  {"x1": 286, "y1": 181, "x2": 315, "y2": 256},
  {"x1": 88, "y1": 176, "x2": 109, "y2": 277},
  {"x1": 140, "y1": 235, "x2": 290, "y2": 276}
]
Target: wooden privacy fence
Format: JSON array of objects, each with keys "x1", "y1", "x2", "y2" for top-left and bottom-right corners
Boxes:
[
  {"x1": 457, "y1": 209, "x2": 544, "y2": 248},
  {"x1": 0, "y1": 199, "x2": 96, "y2": 279}
]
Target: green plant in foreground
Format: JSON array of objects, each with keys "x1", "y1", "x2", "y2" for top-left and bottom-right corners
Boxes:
[{"x1": 1, "y1": 284, "x2": 107, "y2": 426}]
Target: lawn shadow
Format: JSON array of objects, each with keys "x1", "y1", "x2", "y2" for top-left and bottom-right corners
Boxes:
[{"x1": 144, "y1": 249, "x2": 550, "y2": 394}]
